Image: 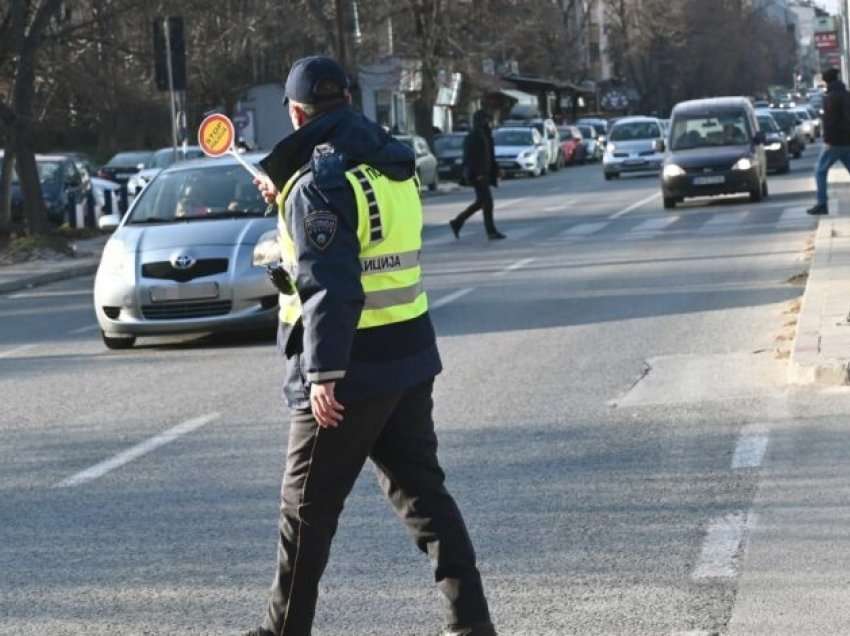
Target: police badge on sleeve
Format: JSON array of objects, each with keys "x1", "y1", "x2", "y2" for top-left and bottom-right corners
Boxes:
[{"x1": 304, "y1": 211, "x2": 338, "y2": 251}]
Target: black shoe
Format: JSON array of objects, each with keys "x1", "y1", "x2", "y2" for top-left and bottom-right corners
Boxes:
[
  {"x1": 487, "y1": 231, "x2": 506, "y2": 240},
  {"x1": 449, "y1": 218, "x2": 461, "y2": 239},
  {"x1": 242, "y1": 628, "x2": 274, "y2": 636},
  {"x1": 440, "y1": 622, "x2": 498, "y2": 636},
  {"x1": 807, "y1": 203, "x2": 829, "y2": 216}
]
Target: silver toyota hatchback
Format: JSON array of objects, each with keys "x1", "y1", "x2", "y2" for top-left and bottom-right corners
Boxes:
[{"x1": 94, "y1": 154, "x2": 278, "y2": 349}]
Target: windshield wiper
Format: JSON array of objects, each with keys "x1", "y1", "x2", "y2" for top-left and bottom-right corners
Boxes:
[{"x1": 128, "y1": 217, "x2": 175, "y2": 224}]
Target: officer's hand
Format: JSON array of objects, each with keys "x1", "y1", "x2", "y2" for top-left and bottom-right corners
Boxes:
[
  {"x1": 254, "y1": 175, "x2": 278, "y2": 204},
  {"x1": 310, "y1": 382, "x2": 345, "y2": 429},
  {"x1": 266, "y1": 263, "x2": 294, "y2": 294}
]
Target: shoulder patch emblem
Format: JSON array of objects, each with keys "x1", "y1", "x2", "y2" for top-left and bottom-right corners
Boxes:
[{"x1": 304, "y1": 211, "x2": 338, "y2": 251}]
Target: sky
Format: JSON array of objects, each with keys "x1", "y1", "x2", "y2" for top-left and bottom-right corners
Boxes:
[{"x1": 820, "y1": 0, "x2": 840, "y2": 15}]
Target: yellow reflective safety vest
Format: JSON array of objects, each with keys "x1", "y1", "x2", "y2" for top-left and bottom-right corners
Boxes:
[{"x1": 277, "y1": 164, "x2": 428, "y2": 329}]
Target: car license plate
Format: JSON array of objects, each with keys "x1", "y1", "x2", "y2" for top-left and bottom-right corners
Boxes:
[
  {"x1": 693, "y1": 176, "x2": 725, "y2": 185},
  {"x1": 149, "y1": 282, "x2": 219, "y2": 303},
  {"x1": 116, "y1": 173, "x2": 133, "y2": 180},
  {"x1": 624, "y1": 159, "x2": 646, "y2": 166},
  {"x1": 498, "y1": 161, "x2": 513, "y2": 167}
]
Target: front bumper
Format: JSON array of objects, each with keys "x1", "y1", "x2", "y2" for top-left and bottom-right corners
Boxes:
[
  {"x1": 765, "y1": 147, "x2": 789, "y2": 171},
  {"x1": 604, "y1": 155, "x2": 663, "y2": 175},
  {"x1": 663, "y1": 167, "x2": 760, "y2": 199},
  {"x1": 94, "y1": 246, "x2": 278, "y2": 337},
  {"x1": 496, "y1": 157, "x2": 538, "y2": 175}
]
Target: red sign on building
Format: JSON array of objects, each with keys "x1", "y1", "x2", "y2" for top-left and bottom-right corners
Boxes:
[{"x1": 815, "y1": 31, "x2": 839, "y2": 51}]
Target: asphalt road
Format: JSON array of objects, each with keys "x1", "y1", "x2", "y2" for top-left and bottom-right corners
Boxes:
[{"x1": 2, "y1": 147, "x2": 849, "y2": 635}]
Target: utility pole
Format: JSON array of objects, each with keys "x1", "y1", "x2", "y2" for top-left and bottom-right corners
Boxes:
[
  {"x1": 334, "y1": 0, "x2": 348, "y2": 70},
  {"x1": 164, "y1": 17, "x2": 178, "y2": 162}
]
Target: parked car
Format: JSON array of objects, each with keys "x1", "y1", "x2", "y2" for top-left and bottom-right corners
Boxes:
[
  {"x1": 661, "y1": 97, "x2": 768, "y2": 209},
  {"x1": 806, "y1": 107, "x2": 822, "y2": 138},
  {"x1": 603, "y1": 116, "x2": 665, "y2": 180},
  {"x1": 127, "y1": 146, "x2": 205, "y2": 197},
  {"x1": 394, "y1": 135, "x2": 439, "y2": 191},
  {"x1": 433, "y1": 133, "x2": 466, "y2": 183},
  {"x1": 577, "y1": 124, "x2": 603, "y2": 162},
  {"x1": 6, "y1": 153, "x2": 87, "y2": 224},
  {"x1": 756, "y1": 113, "x2": 790, "y2": 174},
  {"x1": 763, "y1": 108, "x2": 805, "y2": 158},
  {"x1": 791, "y1": 108, "x2": 817, "y2": 142},
  {"x1": 97, "y1": 150, "x2": 156, "y2": 185},
  {"x1": 557, "y1": 126, "x2": 587, "y2": 165},
  {"x1": 492, "y1": 126, "x2": 547, "y2": 178},
  {"x1": 576, "y1": 118, "x2": 610, "y2": 147},
  {"x1": 93, "y1": 154, "x2": 278, "y2": 349},
  {"x1": 503, "y1": 118, "x2": 563, "y2": 171}
]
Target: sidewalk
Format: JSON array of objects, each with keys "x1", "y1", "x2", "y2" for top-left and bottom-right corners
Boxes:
[
  {"x1": 0, "y1": 235, "x2": 107, "y2": 295},
  {"x1": 789, "y1": 185, "x2": 850, "y2": 384}
]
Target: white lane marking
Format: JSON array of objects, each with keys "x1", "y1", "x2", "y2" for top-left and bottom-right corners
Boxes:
[
  {"x1": 619, "y1": 215, "x2": 679, "y2": 239},
  {"x1": 68, "y1": 323, "x2": 100, "y2": 335},
  {"x1": 54, "y1": 412, "x2": 221, "y2": 488},
  {"x1": 544, "y1": 198, "x2": 575, "y2": 212},
  {"x1": 496, "y1": 257, "x2": 535, "y2": 277},
  {"x1": 731, "y1": 424, "x2": 770, "y2": 469},
  {"x1": 0, "y1": 344, "x2": 37, "y2": 359},
  {"x1": 692, "y1": 511, "x2": 751, "y2": 579},
  {"x1": 423, "y1": 233, "x2": 456, "y2": 248},
  {"x1": 495, "y1": 196, "x2": 529, "y2": 211},
  {"x1": 559, "y1": 221, "x2": 608, "y2": 238},
  {"x1": 609, "y1": 191, "x2": 661, "y2": 219},
  {"x1": 702, "y1": 211, "x2": 750, "y2": 229},
  {"x1": 782, "y1": 206, "x2": 807, "y2": 216},
  {"x1": 7, "y1": 289, "x2": 92, "y2": 299},
  {"x1": 430, "y1": 288, "x2": 474, "y2": 310}
]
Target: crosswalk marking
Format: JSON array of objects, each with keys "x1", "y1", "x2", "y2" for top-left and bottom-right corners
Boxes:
[
  {"x1": 558, "y1": 221, "x2": 609, "y2": 238},
  {"x1": 619, "y1": 215, "x2": 680, "y2": 240}
]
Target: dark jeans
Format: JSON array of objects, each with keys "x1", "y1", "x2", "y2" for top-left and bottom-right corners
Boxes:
[
  {"x1": 815, "y1": 144, "x2": 850, "y2": 205},
  {"x1": 261, "y1": 379, "x2": 490, "y2": 636},
  {"x1": 454, "y1": 179, "x2": 497, "y2": 235}
]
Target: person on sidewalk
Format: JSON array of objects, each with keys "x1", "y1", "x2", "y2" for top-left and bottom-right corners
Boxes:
[
  {"x1": 808, "y1": 68, "x2": 850, "y2": 216},
  {"x1": 449, "y1": 110, "x2": 506, "y2": 240},
  {"x1": 245, "y1": 56, "x2": 496, "y2": 636}
]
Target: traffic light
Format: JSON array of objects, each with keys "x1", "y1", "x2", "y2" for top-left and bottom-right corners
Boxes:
[{"x1": 153, "y1": 17, "x2": 186, "y2": 91}]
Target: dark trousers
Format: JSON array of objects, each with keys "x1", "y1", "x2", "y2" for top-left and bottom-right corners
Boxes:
[
  {"x1": 262, "y1": 379, "x2": 491, "y2": 636},
  {"x1": 454, "y1": 179, "x2": 497, "y2": 235}
]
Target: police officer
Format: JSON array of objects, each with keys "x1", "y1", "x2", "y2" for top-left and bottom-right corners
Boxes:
[{"x1": 244, "y1": 56, "x2": 496, "y2": 636}]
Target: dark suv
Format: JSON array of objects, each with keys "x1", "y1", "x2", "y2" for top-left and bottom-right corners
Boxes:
[{"x1": 661, "y1": 97, "x2": 767, "y2": 209}]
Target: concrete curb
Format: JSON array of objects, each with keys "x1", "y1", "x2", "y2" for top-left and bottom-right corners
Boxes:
[
  {"x1": 0, "y1": 259, "x2": 99, "y2": 295},
  {"x1": 789, "y1": 216, "x2": 850, "y2": 385}
]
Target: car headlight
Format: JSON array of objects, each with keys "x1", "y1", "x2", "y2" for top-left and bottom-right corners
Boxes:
[
  {"x1": 253, "y1": 228, "x2": 281, "y2": 267},
  {"x1": 99, "y1": 239, "x2": 129, "y2": 276},
  {"x1": 663, "y1": 164, "x2": 686, "y2": 179},
  {"x1": 519, "y1": 149, "x2": 535, "y2": 160},
  {"x1": 766, "y1": 142, "x2": 782, "y2": 151},
  {"x1": 454, "y1": 158, "x2": 463, "y2": 165},
  {"x1": 732, "y1": 157, "x2": 754, "y2": 171}
]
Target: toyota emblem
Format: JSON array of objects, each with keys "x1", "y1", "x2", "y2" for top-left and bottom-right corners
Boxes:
[{"x1": 172, "y1": 254, "x2": 196, "y2": 270}]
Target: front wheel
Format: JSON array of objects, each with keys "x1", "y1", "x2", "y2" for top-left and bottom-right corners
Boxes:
[
  {"x1": 102, "y1": 331, "x2": 136, "y2": 350},
  {"x1": 761, "y1": 179, "x2": 768, "y2": 198},
  {"x1": 750, "y1": 183, "x2": 764, "y2": 203},
  {"x1": 663, "y1": 196, "x2": 677, "y2": 209},
  {"x1": 428, "y1": 172, "x2": 439, "y2": 192}
]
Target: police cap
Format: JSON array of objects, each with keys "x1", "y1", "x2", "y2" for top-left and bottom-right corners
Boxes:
[{"x1": 284, "y1": 56, "x2": 349, "y2": 106}]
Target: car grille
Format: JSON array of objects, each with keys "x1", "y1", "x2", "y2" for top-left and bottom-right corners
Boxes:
[
  {"x1": 141, "y1": 300, "x2": 232, "y2": 320},
  {"x1": 639, "y1": 150, "x2": 656, "y2": 156},
  {"x1": 685, "y1": 165, "x2": 733, "y2": 175},
  {"x1": 142, "y1": 258, "x2": 228, "y2": 283}
]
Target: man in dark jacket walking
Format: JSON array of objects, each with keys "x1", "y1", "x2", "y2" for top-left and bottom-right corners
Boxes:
[
  {"x1": 808, "y1": 68, "x2": 850, "y2": 215},
  {"x1": 245, "y1": 56, "x2": 496, "y2": 636},
  {"x1": 449, "y1": 110, "x2": 505, "y2": 239}
]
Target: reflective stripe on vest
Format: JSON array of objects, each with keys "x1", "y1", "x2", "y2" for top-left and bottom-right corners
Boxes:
[{"x1": 277, "y1": 163, "x2": 427, "y2": 330}]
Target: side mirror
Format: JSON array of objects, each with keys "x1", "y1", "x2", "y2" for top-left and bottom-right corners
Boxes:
[
  {"x1": 654, "y1": 139, "x2": 666, "y2": 153},
  {"x1": 753, "y1": 131, "x2": 766, "y2": 145},
  {"x1": 98, "y1": 214, "x2": 121, "y2": 231}
]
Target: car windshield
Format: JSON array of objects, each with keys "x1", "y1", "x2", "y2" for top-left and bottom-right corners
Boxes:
[
  {"x1": 769, "y1": 110, "x2": 796, "y2": 129},
  {"x1": 494, "y1": 130, "x2": 534, "y2": 146},
  {"x1": 127, "y1": 164, "x2": 267, "y2": 224},
  {"x1": 794, "y1": 110, "x2": 811, "y2": 120},
  {"x1": 106, "y1": 151, "x2": 154, "y2": 168},
  {"x1": 10, "y1": 160, "x2": 63, "y2": 185},
  {"x1": 609, "y1": 122, "x2": 661, "y2": 141},
  {"x1": 578, "y1": 126, "x2": 594, "y2": 139},
  {"x1": 433, "y1": 136, "x2": 464, "y2": 154},
  {"x1": 152, "y1": 148, "x2": 205, "y2": 169},
  {"x1": 670, "y1": 113, "x2": 751, "y2": 150},
  {"x1": 758, "y1": 116, "x2": 779, "y2": 133}
]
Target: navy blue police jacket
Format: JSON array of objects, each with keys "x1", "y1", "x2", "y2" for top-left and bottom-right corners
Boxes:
[{"x1": 260, "y1": 106, "x2": 442, "y2": 409}]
